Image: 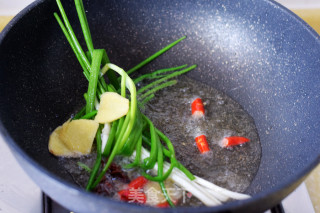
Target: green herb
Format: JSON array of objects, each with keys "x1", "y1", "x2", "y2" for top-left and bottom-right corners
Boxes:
[
  {"x1": 127, "y1": 36, "x2": 187, "y2": 75},
  {"x1": 138, "y1": 64, "x2": 197, "y2": 95},
  {"x1": 86, "y1": 49, "x2": 103, "y2": 114},
  {"x1": 77, "y1": 162, "x2": 92, "y2": 173},
  {"x1": 133, "y1": 64, "x2": 188, "y2": 84},
  {"x1": 72, "y1": 106, "x2": 86, "y2": 120},
  {"x1": 54, "y1": 0, "x2": 197, "y2": 207},
  {"x1": 86, "y1": 125, "x2": 102, "y2": 190},
  {"x1": 79, "y1": 110, "x2": 97, "y2": 120}
]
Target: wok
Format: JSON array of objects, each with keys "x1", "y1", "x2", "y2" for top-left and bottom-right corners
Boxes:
[{"x1": 0, "y1": 0, "x2": 319, "y2": 212}]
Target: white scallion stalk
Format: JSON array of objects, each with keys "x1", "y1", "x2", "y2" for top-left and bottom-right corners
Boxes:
[
  {"x1": 130, "y1": 147, "x2": 250, "y2": 206},
  {"x1": 193, "y1": 176, "x2": 250, "y2": 200},
  {"x1": 95, "y1": 97, "x2": 100, "y2": 110},
  {"x1": 101, "y1": 122, "x2": 111, "y2": 152}
]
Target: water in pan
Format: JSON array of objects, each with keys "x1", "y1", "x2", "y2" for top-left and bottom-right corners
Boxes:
[
  {"x1": 142, "y1": 75, "x2": 261, "y2": 205},
  {"x1": 59, "y1": 75, "x2": 261, "y2": 206}
]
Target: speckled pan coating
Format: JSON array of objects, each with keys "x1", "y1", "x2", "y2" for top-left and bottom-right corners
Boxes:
[{"x1": 0, "y1": 0, "x2": 319, "y2": 212}]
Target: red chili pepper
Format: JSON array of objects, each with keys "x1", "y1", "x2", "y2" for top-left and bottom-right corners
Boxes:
[
  {"x1": 222, "y1": 136, "x2": 250, "y2": 147},
  {"x1": 195, "y1": 135, "x2": 210, "y2": 153},
  {"x1": 118, "y1": 189, "x2": 130, "y2": 201},
  {"x1": 128, "y1": 176, "x2": 148, "y2": 189},
  {"x1": 156, "y1": 199, "x2": 178, "y2": 208},
  {"x1": 157, "y1": 201, "x2": 170, "y2": 208},
  {"x1": 137, "y1": 192, "x2": 147, "y2": 204},
  {"x1": 191, "y1": 98, "x2": 205, "y2": 117},
  {"x1": 128, "y1": 189, "x2": 147, "y2": 204},
  {"x1": 118, "y1": 188, "x2": 147, "y2": 204},
  {"x1": 118, "y1": 176, "x2": 148, "y2": 204}
]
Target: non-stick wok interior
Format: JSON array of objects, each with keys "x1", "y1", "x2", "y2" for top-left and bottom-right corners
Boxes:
[{"x1": 0, "y1": 0, "x2": 320, "y2": 212}]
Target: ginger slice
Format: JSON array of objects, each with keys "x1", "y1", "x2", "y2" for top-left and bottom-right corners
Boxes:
[
  {"x1": 94, "y1": 92, "x2": 129, "y2": 123},
  {"x1": 59, "y1": 119, "x2": 99, "y2": 155},
  {"x1": 48, "y1": 126, "x2": 76, "y2": 157}
]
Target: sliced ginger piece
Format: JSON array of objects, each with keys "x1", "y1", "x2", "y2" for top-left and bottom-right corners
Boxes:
[
  {"x1": 94, "y1": 92, "x2": 129, "y2": 123},
  {"x1": 48, "y1": 119, "x2": 99, "y2": 157},
  {"x1": 48, "y1": 126, "x2": 76, "y2": 157},
  {"x1": 59, "y1": 119, "x2": 99, "y2": 155}
]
